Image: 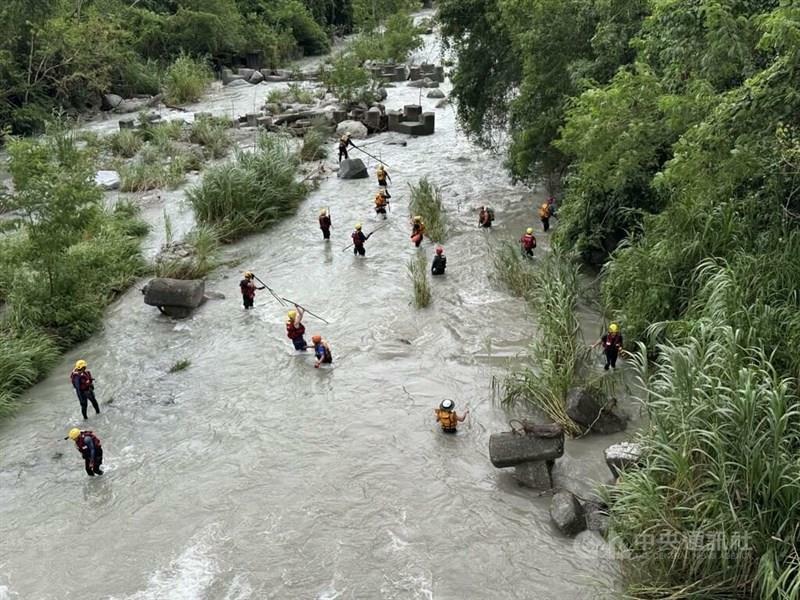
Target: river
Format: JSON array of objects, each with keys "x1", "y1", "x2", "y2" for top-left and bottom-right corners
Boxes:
[{"x1": 0, "y1": 18, "x2": 630, "y2": 599}]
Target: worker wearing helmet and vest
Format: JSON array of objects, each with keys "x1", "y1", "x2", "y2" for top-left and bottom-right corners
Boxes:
[
  {"x1": 374, "y1": 190, "x2": 389, "y2": 219},
  {"x1": 352, "y1": 223, "x2": 371, "y2": 257},
  {"x1": 410, "y1": 216, "x2": 425, "y2": 247},
  {"x1": 591, "y1": 323, "x2": 624, "y2": 370},
  {"x1": 539, "y1": 202, "x2": 552, "y2": 232},
  {"x1": 520, "y1": 228, "x2": 537, "y2": 257},
  {"x1": 311, "y1": 334, "x2": 332, "y2": 368},
  {"x1": 70, "y1": 360, "x2": 99, "y2": 419},
  {"x1": 319, "y1": 208, "x2": 332, "y2": 240},
  {"x1": 65, "y1": 428, "x2": 103, "y2": 476},
  {"x1": 286, "y1": 306, "x2": 307, "y2": 351},
  {"x1": 239, "y1": 271, "x2": 265, "y2": 310},
  {"x1": 338, "y1": 133, "x2": 354, "y2": 162},
  {"x1": 434, "y1": 400, "x2": 469, "y2": 434},
  {"x1": 431, "y1": 246, "x2": 447, "y2": 275},
  {"x1": 376, "y1": 164, "x2": 391, "y2": 191}
]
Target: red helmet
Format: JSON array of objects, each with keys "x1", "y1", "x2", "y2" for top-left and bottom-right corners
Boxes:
[{"x1": 435, "y1": 246, "x2": 444, "y2": 255}]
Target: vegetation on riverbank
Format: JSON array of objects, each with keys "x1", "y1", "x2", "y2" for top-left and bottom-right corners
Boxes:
[
  {"x1": 408, "y1": 253, "x2": 431, "y2": 308},
  {"x1": 440, "y1": 0, "x2": 800, "y2": 595},
  {"x1": 188, "y1": 134, "x2": 309, "y2": 241},
  {"x1": 0, "y1": 127, "x2": 148, "y2": 414},
  {"x1": 409, "y1": 178, "x2": 447, "y2": 243}
]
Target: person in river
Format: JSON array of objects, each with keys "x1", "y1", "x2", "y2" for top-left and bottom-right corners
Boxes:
[
  {"x1": 338, "y1": 133, "x2": 354, "y2": 162},
  {"x1": 65, "y1": 428, "x2": 103, "y2": 476},
  {"x1": 519, "y1": 228, "x2": 537, "y2": 258},
  {"x1": 374, "y1": 190, "x2": 389, "y2": 219},
  {"x1": 70, "y1": 360, "x2": 99, "y2": 420},
  {"x1": 286, "y1": 307, "x2": 307, "y2": 351},
  {"x1": 410, "y1": 216, "x2": 426, "y2": 247},
  {"x1": 376, "y1": 164, "x2": 391, "y2": 192},
  {"x1": 431, "y1": 246, "x2": 447, "y2": 275},
  {"x1": 591, "y1": 323, "x2": 623, "y2": 370},
  {"x1": 311, "y1": 335, "x2": 333, "y2": 368},
  {"x1": 319, "y1": 208, "x2": 332, "y2": 240},
  {"x1": 478, "y1": 206, "x2": 494, "y2": 228},
  {"x1": 434, "y1": 399, "x2": 469, "y2": 434},
  {"x1": 539, "y1": 202, "x2": 552, "y2": 232},
  {"x1": 239, "y1": 271, "x2": 265, "y2": 310},
  {"x1": 352, "y1": 223, "x2": 370, "y2": 257}
]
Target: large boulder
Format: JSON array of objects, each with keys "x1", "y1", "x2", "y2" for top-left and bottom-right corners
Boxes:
[
  {"x1": 513, "y1": 461, "x2": 553, "y2": 490},
  {"x1": 426, "y1": 89, "x2": 445, "y2": 99},
  {"x1": 115, "y1": 98, "x2": 149, "y2": 114},
  {"x1": 142, "y1": 278, "x2": 205, "y2": 311},
  {"x1": 102, "y1": 94, "x2": 123, "y2": 110},
  {"x1": 583, "y1": 501, "x2": 610, "y2": 537},
  {"x1": 550, "y1": 491, "x2": 586, "y2": 536},
  {"x1": 566, "y1": 387, "x2": 628, "y2": 434},
  {"x1": 435, "y1": 98, "x2": 450, "y2": 108},
  {"x1": 94, "y1": 170, "x2": 121, "y2": 191},
  {"x1": 488, "y1": 425, "x2": 564, "y2": 468},
  {"x1": 337, "y1": 158, "x2": 368, "y2": 180},
  {"x1": 605, "y1": 442, "x2": 643, "y2": 478},
  {"x1": 375, "y1": 87, "x2": 388, "y2": 101},
  {"x1": 248, "y1": 70, "x2": 264, "y2": 84},
  {"x1": 226, "y1": 79, "x2": 250, "y2": 88},
  {"x1": 336, "y1": 120, "x2": 368, "y2": 139},
  {"x1": 237, "y1": 68, "x2": 255, "y2": 79}
]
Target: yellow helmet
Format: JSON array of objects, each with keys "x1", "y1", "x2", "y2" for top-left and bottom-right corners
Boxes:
[
  {"x1": 413, "y1": 215, "x2": 422, "y2": 222},
  {"x1": 542, "y1": 202, "x2": 549, "y2": 209},
  {"x1": 68, "y1": 428, "x2": 81, "y2": 440},
  {"x1": 609, "y1": 323, "x2": 619, "y2": 333},
  {"x1": 287, "y1": 310, "x2": 297, "y2": 321},
  {"x1": 526, "y1": 227, "x2": 533, "y2": 234},
  {"x1": 75, "y1": 360, "x2": 87, "y2": 370},
  {"x1": 243, "y1": 271, "x2": 253, "y2": 279},
  {"x1": 355, "y1": 223, "x2": 362, "y2": 230},
  {"x1": 319, "y1": 208, "x2": 327, "y2": 215}
]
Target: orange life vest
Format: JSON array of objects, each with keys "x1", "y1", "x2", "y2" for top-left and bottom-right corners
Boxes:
[
  {"x1": 539, "y1": 204, "x2": 551, "y2": 219},
  {"x1": 436, "y1": 409, "x2": 458, "y2": 431}
]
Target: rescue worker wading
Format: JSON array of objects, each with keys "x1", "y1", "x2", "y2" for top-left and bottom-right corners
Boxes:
[
  {"x1": 376, "y1": 164, "x2": 391, "y2": 193},
  {"x1": 286, "y1": 306, "x2": 308, "y2": 351},
  {"x1": 411, "y1": 216, "x2": 426, "y2": 248},
  {"x1": 478, "y1": 206, "x2": 494, "y2": 228},
  {"x1": 65, "y1": 428, "x2": 104, "y2": 476},
  {"x1": 520, "y1": 228, "x2": 537, "y2": 258},
  {"x1": 591, "y1": 323, "x2": 624, "y2": 370},
  {"x1": 319, "y1": 208, "x2": 332, "y2": 240},
  {"x1": 352, "y1": 223, "x2": 372, "y2": 257},
  {"x1": 311, "y1": 334, "x2": 333, "y2": 368},
  {"x1": 374, "y1": 190, "x2": 389, "y2": 219},
  {"x1": 338, "y1": 133, "x2": 354, "y2": 162},
  {"x1": 539, "y1": 202, "x2": 552, "y2": 232},
  {"x1": 239, "y1": 271, "x2": 265, "y2": 309},
  {"x1": 70, "y1": 360, "x2": 99, "y2": 419},
  {"x1": 434, "y1": 399, "x2": 469, "y2": 434},
  {"x1": 431, "y1": 246, "x2": 447, "y2": 275}
]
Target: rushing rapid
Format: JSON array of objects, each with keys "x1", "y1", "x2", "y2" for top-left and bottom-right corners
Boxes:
[{"x1": 0, "y1": 20, "x2": 627, "y2": 599}]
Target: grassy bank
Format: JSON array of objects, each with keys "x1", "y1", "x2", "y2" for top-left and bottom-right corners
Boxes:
[
  {"x1": 187, "y1": 134, "x2": 309, "y2": 242},
  {"x1": 0, "y1": 128, "x2": 148, "y2": 417}
]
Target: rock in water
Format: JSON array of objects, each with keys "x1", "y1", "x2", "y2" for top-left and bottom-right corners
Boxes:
[
  {"x1": 435, "y1": 98, "x2": 450, "y2": 108},
  {"x1": 550, "y1": 491, "x2": 587, "y2": 536},
  {"x1": 142, "y1": 278, "x2": 205, "y2": 311},
  {"x1": 488, "y1": 430, "x2": 564, "y2": 468},
  {"x1": 604, "y1": 442, "x2": 643, "y2": 478},
  {"x1": 94, "y1": 170, "x2": 121, "y2": 191},
  {"x1": 426, "y1": 89, "x2": 445, "y2": 99},
  {"x1": 227, "y1": 79, "x2": 250, "y2": 88},
  {"x1": 583, "y1": 501, "x2": 610, "y2": 536},
  {"x1": 566, "y1": 387, "x2": 628, "y2": 434},
  {"x1": 248, "y1": 70, "x2": 264, "y2": 84},
  {"x1": 337, "y1": 158, "x2": 368, "y2": 180},
  {"x1": 102, "y1": 94, "x2": 123, "y2": 110},
  {"x1": 336, "y1": 120, "x2": 368, "y2": 139},
  {"x1": 513, "y1": 461, "x2": 553, "y2": 490}
]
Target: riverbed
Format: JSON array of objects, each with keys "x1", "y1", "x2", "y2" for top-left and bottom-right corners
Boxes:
[{"x1": 0, "y1": 18, "x2": 631, "y2": 600}]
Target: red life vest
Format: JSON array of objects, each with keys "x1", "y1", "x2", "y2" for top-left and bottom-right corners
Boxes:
[
  {"x1": 521, "y1": 234, "x2": 536, "y2": 250},
  {"x1": 240, "y1": 279, "x2": 256, "y2": 300},
  {"x1": 352, "y1": 231, "x2": 365, "y2": 246},
  {"x1": 74, "y1": 431, "x2": 102, "y2": 454},
  {"x1": 319, "y1": 215, "x2": 331, "y2": 229},
  {"x1": 70, "y1": 369, "x2": 93, "y2": 391},
  {"x1": 604, "y1": 333, "x2": 622, "y2": 349},
  {"x1": 286, "y1": 322, "x2": 306, "y2": 340}
]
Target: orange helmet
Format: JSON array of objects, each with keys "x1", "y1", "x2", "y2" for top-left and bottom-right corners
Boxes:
[{"x1": 311, "y1": 335, "x2": 322, "y2": 344}]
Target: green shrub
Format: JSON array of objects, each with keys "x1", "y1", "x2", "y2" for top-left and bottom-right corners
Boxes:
[
  {"x1": 189, "y1": 117, "x2": 233, "y2": 159},
  {"x1": 154, "y1": 225, "x2": 220, "y2": 280},
  {"x1": 0, "y1": 329, "x2": 60, "y2": 417},
  {"x1": 492, "y1": 240, "x2": 536, "y2": 298},
  {"x1": 407, "y1": 253, "x2": 431, "y2": 308},
  {"x1": 162, "y1": 53, "x2": 213, "y2": 105},
  {"x1": 118, "y1": 142, "x2": 197, "y2": 191},
  {"x1": 299, "y1": 122, "x2": 329, "y2": 162},
  {"x1": 322, "y1": 52, "x2": 373, "y2": 103},
  {"x1": 352, "y1": 12, "x2": 423, "y2": 63},
  {"x1": 107, "y1": 129, "x2": 144, "y2": 158},
  {"x1": 267, "y1": 83, "x2": 317, "y2": 106},
  {"x1": 408, "y1": 178, "x2": 447, "y2": 242},
  {"x1": 187, "y1": 135, "x2": 309, "y2": 241}
]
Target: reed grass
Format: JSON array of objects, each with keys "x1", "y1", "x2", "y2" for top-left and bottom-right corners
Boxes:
[
  {"x1": 107, "y1": 129, "x2": 143, "y2": 158},
  {"x1": 492, "y1": 240, "x2": 537, "y2": 298},
  {"x1": 408, "y1": 253, "x2": 431, "y2": 308},
  {"x1": 189, "y1": 117, "x2": 232, "y2": 159},
  {"x1": 498, "y1": 251, "x2": 586, "y2": 434},
  {"x1": 299, "y1": 120, "x2": 329, "y2": 162},
  {"x1": 162, "y1": 53, "x2": 213, "y2": 105},
  {"x1": 168, "y1": 358, "x2": 191, "y2": 373},
  {"x1": 0, "y1": 329, "x2": 60, "y2": 417},
  {"x1": 187, "y1": 134, "x2": 309, "y2": 241},
  {"x1": 154, "y1": 225, "x2": 220, "y2": 279},
  {"x1": 267, "y1": 83, "x2": 316, "y2": 106},
  {"x1": 408, "y1": 178, "x2": 447, "y2": 242}
]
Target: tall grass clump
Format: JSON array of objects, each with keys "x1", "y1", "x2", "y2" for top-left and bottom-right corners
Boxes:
[
  {"x1": 408, "y1": 253, "x2": 431, "y2": 308},
  {"x1": 299, "y1": 120, "x2": 329, "y2": 162},
  {"x1": 106, "y1": 129, "x2": 143, "y2": 158},
  {"x1": 606, "y1": 322, "x2": 800, "y2": 599},
  {"x1": 0, "y1": 330, "x2": 60, "y2": 417},
  {"x1": 189, "y1": 117, "x2": 232, "y2": 159},
  {"x1": 154, "y1": 225, "x2": 220, "y2": 279},
  {"x1": 499, "y1": 252, "x2": 586, "y2": 435},
  {"x1": 162, "y1": 53, "x2": 213, "y2": 105},
  {"x1": 118, "y1": 143, "x2": 194, "y2": 192},
  {"x1": 187, "y1": 134, "x2": 309, "y2": 241},
  {"x1": 408, "y1": 178, "x2": 447, "y2": 242},
  {"x1": 492, "y1": 240, "x2": 537, "y2": 298}
]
